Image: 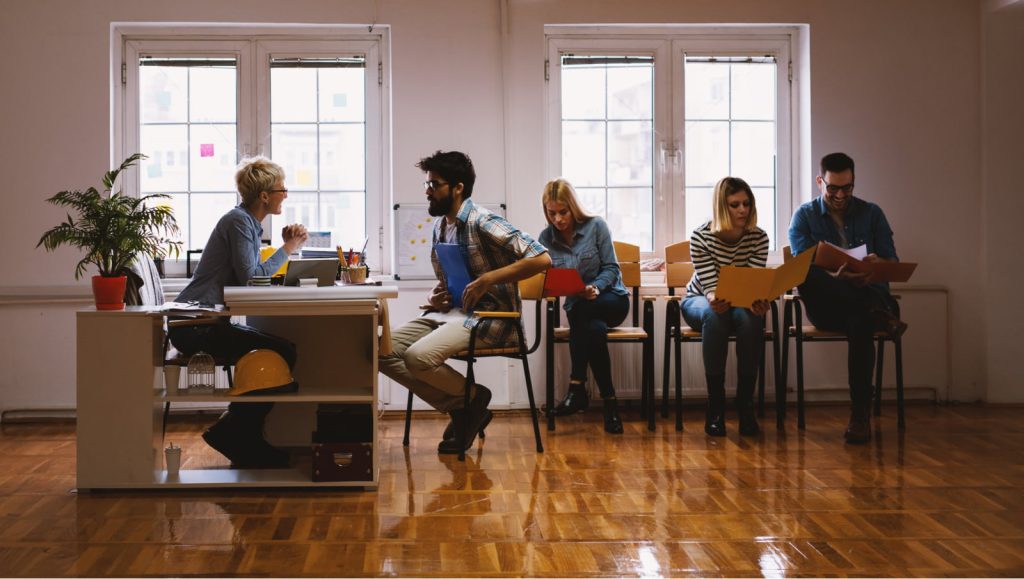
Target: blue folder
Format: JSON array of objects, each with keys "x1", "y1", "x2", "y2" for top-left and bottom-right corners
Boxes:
[{"x1": 434, "y1": 243, "x2": 472, "y2": 310}]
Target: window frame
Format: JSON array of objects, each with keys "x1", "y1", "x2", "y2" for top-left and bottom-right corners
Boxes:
[
  {"x1": 113, "y1": 24, "x2": 391, "y2": 275},
  {"x1": 546, "y1": 25, "x2": 805, "y2": 256}
]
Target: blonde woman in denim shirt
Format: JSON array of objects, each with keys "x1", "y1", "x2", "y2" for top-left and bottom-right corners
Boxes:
[{"x1": 539, "y1": 179, "x2": 630, "y2": 434}]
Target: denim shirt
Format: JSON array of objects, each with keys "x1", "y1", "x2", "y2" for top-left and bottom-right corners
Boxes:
[
  {"x1": 789, "y1": 196, "x2": 898, "y2": 260},
  {"x1": 176, "y1": 205, "x2": 289, "y2": 306},
  {"x1": 539, "y1": 216, "x2": 628, "y2": 311}
]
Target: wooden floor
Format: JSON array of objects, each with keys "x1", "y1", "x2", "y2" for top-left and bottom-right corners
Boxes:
[{"x1": 1, "y1": 404, "x2": 1022, "y2": 577}]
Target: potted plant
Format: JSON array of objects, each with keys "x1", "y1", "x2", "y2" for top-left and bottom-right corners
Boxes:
[{"x1": 37, "y1": 153, "x2": 181, "y2": 310}]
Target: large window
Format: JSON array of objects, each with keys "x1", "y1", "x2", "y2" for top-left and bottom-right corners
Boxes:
[
  {"x1": 548, "y1": 29, "x2": 800, "y2": 253},
  {"x1": 118, "y1": 28, "x2": 388, "y2": 271}
]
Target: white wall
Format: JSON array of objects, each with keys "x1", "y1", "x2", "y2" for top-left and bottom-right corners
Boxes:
[
  {"x1": 981, "y1": 0, "x2": 1024, "y2": 402},
  {"x1": 0, "y1": 0, "x2": 1005, "y2": 415}
]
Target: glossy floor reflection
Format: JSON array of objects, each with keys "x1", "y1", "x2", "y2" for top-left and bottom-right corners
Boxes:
[{"x1": 0, "y1": 404, "x2": 1022, "y2": 576}]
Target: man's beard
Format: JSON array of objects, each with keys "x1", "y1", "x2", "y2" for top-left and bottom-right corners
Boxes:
[{"x1": 428, "y1": 195, "x2": 454, "y2": 217}]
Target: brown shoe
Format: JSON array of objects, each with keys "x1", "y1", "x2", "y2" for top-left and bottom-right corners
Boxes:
[{"x1": 844, "y1": 403, "x2": 872, "y2": 444}]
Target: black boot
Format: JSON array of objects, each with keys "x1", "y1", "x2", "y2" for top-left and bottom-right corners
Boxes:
[
  {"x1": 602, "y1": 396, "x2": 623, "y2": 434},
  {"x1": 844, "y1": 398, "x2": 873, "y2": 444},
  {"x1": 550, "y1": 381, "x2": 589, "y2": 417},
  {"x1": 202, "y1": 404, "x2": 289, "y2": 468},
  {"x1": 736, "y1": 374, "x2": 760, "y2": 436},
  {"x1": 704, "y1": 374, "x2": 726, "y2": 437}
]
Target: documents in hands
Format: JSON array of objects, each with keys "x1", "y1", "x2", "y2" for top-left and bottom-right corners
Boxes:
[
  {"x1": 435, "y1": 243, "x2": 472, "y2": 310},
  {"x1": 813, "y1": 241, "x2": 917, "y2": 283},
  {"x1": 542, "y1": 268, "x2": 586, "y2": 297},
  {"x1": 715, "y1": 247, "x2": 814, "y2": 308}
]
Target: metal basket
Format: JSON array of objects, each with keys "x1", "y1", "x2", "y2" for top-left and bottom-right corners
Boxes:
[{"x1": 186, "y1": 351, "x2": 216, "y2": 394}]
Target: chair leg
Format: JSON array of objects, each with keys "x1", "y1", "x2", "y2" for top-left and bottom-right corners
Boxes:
[
  {"x1": 545, "y1": 303, "x2": 556, "y2": 432},
  {"x1": 459, "y1": 358, "x2": 475, "y2": 463},
  {"x1": 162, "y1": 401, "x2": 170, "y2": 439},
  {"x1": 796, "y1": 336, "x2": 805, "y2": 430},
  {"x1": 895, "y1": 337, "x2": 905, "y2": 431},
  {"x1": 644, "y1": 302, "x2": 656, "y2": 432},
  {"x1": 661, "y1": 313, "x2": 672, "y2": 419},
  {"x1": 403, "y1": 389, "x2": 414, "y2": 447},
  {"x1": 518, "y1": 329, "x2": 544, "y2": 453},
  {"x1": 674, "y1": 329, "x2": 683, "y2": 432},
  {"x1": 779, "y1": 330, "x2": 788, "y2": 431},
  {"x1": 874, "y1": 339, "x2": 885, "y2": 417},
  {"x1": 757, "y1": 340, "x2": 767, "y2": 418}
]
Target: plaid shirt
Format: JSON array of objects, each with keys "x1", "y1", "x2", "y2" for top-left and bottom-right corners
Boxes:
[{"x1": 431, "y1": 199, "x2": 547, "y2": 347}]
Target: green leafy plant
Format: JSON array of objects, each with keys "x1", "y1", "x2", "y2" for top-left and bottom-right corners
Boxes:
[{"x1": 37, "y1": 153, "x2": 181, "y2": 278}]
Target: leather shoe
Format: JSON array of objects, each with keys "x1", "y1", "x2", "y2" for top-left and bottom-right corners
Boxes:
[
  {"x1": 202, "y1": 419, "x2": 289, "y2": 469},
  {"x1": 443, "y1": 384, "x2": 492, "y2": 440},
  {"x1": 550, "y1": 382, "x2": 589, "y2": 417},
  {"x1": 844, "y1": 402, "x2": 872, "y2": 444},
  {"x1": 438, "y1": 385, "x2": 493, "y2": 454},
  {"x1": 602, "y1": 397, "x2": 623, "y2": 434},
  {"x1": 737, "y1": 402, "x2": 760, "y2": 436},
  {"x1": 704, "y1": 412, "x2": 726, "y2": 437}
]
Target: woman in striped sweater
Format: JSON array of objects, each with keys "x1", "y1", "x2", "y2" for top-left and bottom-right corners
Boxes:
[{"x1": 682, "y1": 176, "x2": 770, "y2": 437}]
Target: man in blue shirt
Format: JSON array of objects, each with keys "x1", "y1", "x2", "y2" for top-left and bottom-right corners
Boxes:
[{"x1": 788, "y1": 152, "x2": 905, "y2": 444}]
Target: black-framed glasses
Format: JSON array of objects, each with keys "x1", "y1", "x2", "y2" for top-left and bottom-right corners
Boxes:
[
  {"x1": 424, "y1": 180, "x2": 449, "y2": 191},
  {"x1": 823, "y1": 182, "x2": 854, "y2": 195},
  {"x1": 267, "y1": 188, "x2": 289, "y2": 194}
]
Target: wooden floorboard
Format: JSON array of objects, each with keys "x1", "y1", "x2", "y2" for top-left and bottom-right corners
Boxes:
[{"x1": 0, "y1": 404, "x2": 1022, "y2": 577}]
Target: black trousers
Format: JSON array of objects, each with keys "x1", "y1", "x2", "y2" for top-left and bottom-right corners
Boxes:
[
  {"x1": 566, "y1": 292, "x2": 630, "y2": 398},
  {"x1": 168, "y1": 320, "x2": 297, "y2": 423},
  {"x1": 796, "y1": 266, "x2": 900, "y2": 405}
]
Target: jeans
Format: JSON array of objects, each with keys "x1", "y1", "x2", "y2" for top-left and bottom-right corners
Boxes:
[
  {"x1": 379, "y1": 315, "x2": 494, "y2": 412},
  {"x1": 566, "y1": 292, "x2": 630, "y2": 398},
  {"x1": 796, "y1": 266, "x2": 901, "y2": 405},
  {"x1": 681, "y1": 296, "x2": 764, "y2": 380},
  {"x1": 168, "y1": 320, "x2": 298, "y2": 422}
]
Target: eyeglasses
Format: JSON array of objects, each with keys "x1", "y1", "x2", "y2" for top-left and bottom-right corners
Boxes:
[
  {"x1": 823, "y1": 181, "x2": 854, "y2": 195},
  {"x1": 424, "y1": 180, "x2": 449, "y2": 191},
  {"x1": 267, "y1": 188, "x2": 289, "y2": 194}
]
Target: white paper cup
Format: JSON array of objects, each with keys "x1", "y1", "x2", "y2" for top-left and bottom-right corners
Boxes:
[{"x1": 165, "y1": 446, "x2": 181, "y2": 476}]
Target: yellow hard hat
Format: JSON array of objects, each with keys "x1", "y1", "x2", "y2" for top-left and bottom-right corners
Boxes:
[{"x1": 229, "y1": 349, "x2": 297, "y2": 396}]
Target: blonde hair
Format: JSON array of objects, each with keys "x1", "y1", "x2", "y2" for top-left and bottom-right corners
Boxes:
[
  {"x1": 711, "y1": 176, "x2": 758, "y2": 233},
  {"x1": 542, "y1": 178, "x2": 594, "y2": 227},
  {"x1": 235, "y1": 156, "x2": 286, "y2": 207}
]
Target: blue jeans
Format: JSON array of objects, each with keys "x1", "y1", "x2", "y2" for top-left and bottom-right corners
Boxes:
[
  {"x1": 681, "y1": 296, "x2": 764, "y2": 380},
  {"x1": 796, "y1": 266, "x2": 900, "y2": 405},
  {"x1": 566, "y1": 292, "x2": 630, "y2": 398}
]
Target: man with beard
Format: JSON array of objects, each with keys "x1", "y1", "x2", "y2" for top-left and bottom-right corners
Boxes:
[
  {"x1": 380, "y1": 151, "x2": 550, "y2": 454},
  {"x1": 789, "y1": 152, "x2": 906, "y2": 444}
]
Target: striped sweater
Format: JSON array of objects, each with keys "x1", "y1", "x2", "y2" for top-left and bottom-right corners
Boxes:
[{"x1": 685, "y1": 222, "x2": 770, "y2": 298}]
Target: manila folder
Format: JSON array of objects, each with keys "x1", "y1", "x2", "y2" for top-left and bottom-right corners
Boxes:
[{"x1": 716, "y1": 248, "x2": 814, "y2": 308}]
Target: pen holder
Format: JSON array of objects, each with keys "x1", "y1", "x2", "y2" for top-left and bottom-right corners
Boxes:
[{"x1": 340, "y1": 265, "x2": 368, "y2": 285}]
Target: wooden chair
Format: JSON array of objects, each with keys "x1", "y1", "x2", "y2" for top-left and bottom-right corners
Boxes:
[
  {"x1": 544, "y1": 241, "x2": 658, "y2": 432},
  {"x1": 780, "y1": 246, "x2": 906, "y2": 430},
  {"x1": 402, "y1": 272, "x2": 546, "y2": 461},
  {"x1": 661, "y1": 241, "x2": 781, "y2": 431}
]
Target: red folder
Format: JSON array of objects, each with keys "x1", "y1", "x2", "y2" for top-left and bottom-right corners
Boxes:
[{"x1": 543, "y1": 268, "x2": 586, "y2": 297}]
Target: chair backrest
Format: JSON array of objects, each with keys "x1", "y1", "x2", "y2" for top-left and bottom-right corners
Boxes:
[
  {"x1": 126, "y1": 254, "x2": 165, "y2": 307},
  {"x1": 613, "y1": 240, "x2": 642, "y2": 325},
  {"x1": 783, "y1": 245, "x2": 794, "y2": 263},
  {"x1": 664, "y1": 240, "x2": 694, "y2": 292}
]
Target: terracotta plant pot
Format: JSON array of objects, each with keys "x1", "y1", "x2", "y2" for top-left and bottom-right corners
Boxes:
[{"x1": 91, "y1": 275, "x2": 127, "y2": 310}]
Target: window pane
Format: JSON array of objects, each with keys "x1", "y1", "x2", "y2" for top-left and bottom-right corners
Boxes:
[
  {"x1": 562, "y1": 120, "x2": 606, "y2": 187},
  {"x1": 140, "y1": 125, "x2": 188, "y2": 192},
  {"x1": 730, "y1": 121, "x2": 775, "y2": 186},
  {"x1": 561, "y1": 65, "x2": 605, "y2": 119},
  {"x1": 320, "y1": 124, "x2": 365, "y2": 191},
  {"x1": 140, "y1": 66, "x2": 187, "y2": 123},
  {"x1": 607, "y1": 65, "x2": 652, "y2": 120},
  {"x1": 608, "y1": 120, "x2": 652, "y2": 186},
  {"x1": 271, "y1": 68, "x2": 317, "y2": 123},
  {"x1": 752, "y1": 187, "x2": 776, "y2": 249},
  {"x1": 190, "y1": 66, "x2": 236, "y2": 123},
  {"x1": 277, "y1": 192, "x2": 319, "y2": 236},
  {"x1": 607, "y1": 187, "x2": 652, "y2": 251},
  {"x1": 685, "y1": 121, "x2": 729, "y2": 187},
  {"x1": 189, "y1": 124, "x2": 237, "y2": 192},
  {"x1": 319, "y1": 192, "x2": 366, "y2": 251},
  {"x1": 731, "y1": 62, "x2": 775, "y2": 121},
  {"x1": 144, "y1": 193, "x2": 188, "y2": 250},
  {"x1": 576, "y1": 187, "x2": 607, "y2": 216},
  {"x1": 272, "y1": 124, "x2": 319, "y2": 191},
  {"x1": 319, "y1": 68, "x2": 365, "y2": 123},
  {"x1": 685, "y1": 186, "x2": 714, "y2": 239},
  {"x1": 190, "y1": 193, "x2": 238, "y2": 249},
  {"x1": 685, "y1": 62, "x2": 729, "y2": 120}
]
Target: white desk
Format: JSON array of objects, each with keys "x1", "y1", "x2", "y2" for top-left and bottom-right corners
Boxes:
[{"x1": 76, "y1": 285, "x2": 398, "y2": 490}]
